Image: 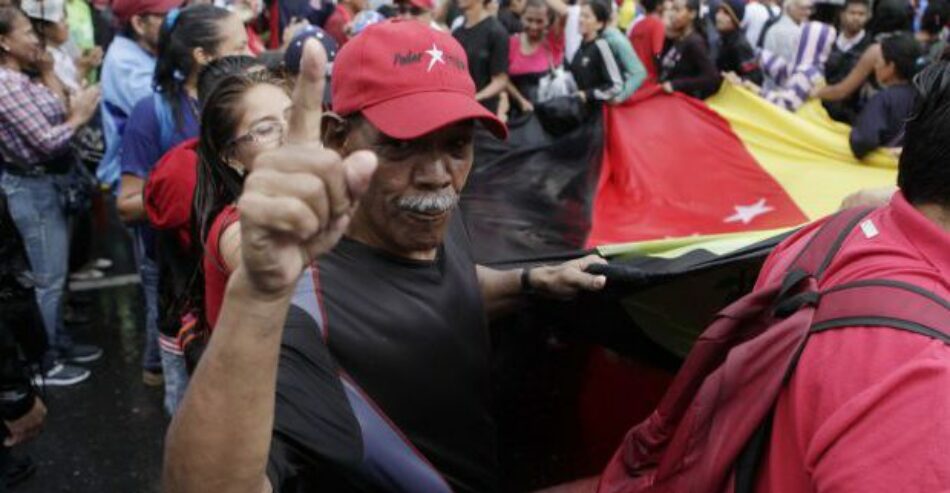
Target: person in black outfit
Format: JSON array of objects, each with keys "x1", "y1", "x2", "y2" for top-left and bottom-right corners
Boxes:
[
  {"x1": 715, "y1": 0, "x2": 763, "y2": 85},
  {"x1": 453, "y1": 0, "x2": 510, "y2": 112},
  {"x1": 0, "y1": 188, "x2": 47, "y2": 491},
  {"x1": 823, "y1": 0, "x2": 872, "y2": 122},
  {"x1": 569, "y1": 0, "x2": 624, "y2": 107},
  {"x1": 850, "y1": 34, "x2": 921, "y2": 159},
  {"x1": 660, "y1": 0, "x2": 723, "y2": 99},
  {"x1": 164, "y1": 22, "x2": 607, "y2": 493}
]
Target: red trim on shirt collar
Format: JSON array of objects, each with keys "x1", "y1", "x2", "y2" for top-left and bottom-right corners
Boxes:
[{"x1": 890, "y1": 190, "x2": 950, "y2": 278}]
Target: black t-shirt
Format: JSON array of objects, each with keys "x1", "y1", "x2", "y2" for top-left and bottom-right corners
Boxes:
[
  {"x1": 497, "y1": 9, "x2": 523, "y2": 34},
  {"x1": 266, "y1": 214, "x2": 499, "y2": 493},
  {"x1": 452, "y1": 16, "x2": 510, "y2": 113},
  {"x1": 660, "y1": 32, "x2": 722, "y2": 100}
]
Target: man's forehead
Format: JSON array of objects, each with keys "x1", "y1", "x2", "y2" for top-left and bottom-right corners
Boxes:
[{"x1": 369, "y1": 120, "x2": 477, "y2": 141}]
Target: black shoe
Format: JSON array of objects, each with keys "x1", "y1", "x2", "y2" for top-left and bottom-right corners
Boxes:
[
  {"x1": 62, "y1": 344, "x2": 103, "y2": 364},
  {"x1": 4, "y1": 453, "x2": 36, "y2": 488}
]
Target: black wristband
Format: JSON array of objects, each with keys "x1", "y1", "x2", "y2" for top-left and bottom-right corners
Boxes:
[{"x1": 520, "y1": 267, "x2": 535, "y2": 295}]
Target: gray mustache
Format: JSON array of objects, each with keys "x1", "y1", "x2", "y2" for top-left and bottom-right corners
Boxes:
[{"x1": 395, "y1": 191, "x2": 458, "y2": 214}]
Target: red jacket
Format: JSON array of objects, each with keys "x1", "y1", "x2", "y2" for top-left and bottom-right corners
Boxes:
[{"x1": 144, "y1": 137, "x2": 198, "y2": 250}]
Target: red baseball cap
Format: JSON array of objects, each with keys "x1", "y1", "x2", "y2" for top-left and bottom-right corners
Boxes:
[
  {"x1": 112, "y1": 0, "x2": 183, "y2": 23},
  {"x1": 331, "y1": 19, "x2": 507, "y2": 140},
  {"x1": 399, "y1": 0, "x2": 435, "y2": 10}
]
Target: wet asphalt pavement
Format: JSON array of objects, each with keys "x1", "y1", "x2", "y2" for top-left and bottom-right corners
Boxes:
[{"x1": 12, "y1": 203, "x2": 166, "y2": 493}]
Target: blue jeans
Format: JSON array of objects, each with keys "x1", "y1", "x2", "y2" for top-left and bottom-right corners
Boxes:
[
  {"x1": 160, "y1": 347, "x2": 188, "y2": 415},
  {"x1": 1, "y1": 173, "x2": 71, "y2": 359},
  {"x1": 131, "y1": 234, "x2": 162, "y2": 372}
]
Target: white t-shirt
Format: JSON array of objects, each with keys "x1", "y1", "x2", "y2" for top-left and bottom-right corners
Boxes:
[{"x1": 564, "y1": 4, "x2": 582, "y2": 64}]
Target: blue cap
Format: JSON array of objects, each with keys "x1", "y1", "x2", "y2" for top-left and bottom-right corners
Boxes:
[{"x1": 282, "y1": 25, "x2": 339, "y2": 76}]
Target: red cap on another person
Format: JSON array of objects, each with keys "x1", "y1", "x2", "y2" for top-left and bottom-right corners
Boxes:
[
  {"x1": 331, "y1": 19, "x2": 507, "y2": 140},
  {"x1": 112, "y1": 0, "x2": 183, "y2": 23},
  {"x1": 408, "y1": 0, "x2": 435, "y2": 10}
]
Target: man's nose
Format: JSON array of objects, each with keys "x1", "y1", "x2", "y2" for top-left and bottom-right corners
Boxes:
[{"x1": 413, "y1": 155, "x2": 453, "y2": 189}]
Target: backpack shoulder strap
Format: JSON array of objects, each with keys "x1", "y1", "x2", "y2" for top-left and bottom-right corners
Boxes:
[
  {"x1": 756, "y1": 11, "x2": 783, "y2": 49},
  {"x1": 811, "y1": 279, "x2": 950, "y2": 339},
  {"x1": 776, "y1": 207, "x2": 874, "y2": 302}
]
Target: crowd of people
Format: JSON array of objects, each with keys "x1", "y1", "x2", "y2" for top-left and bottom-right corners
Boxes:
[{"x1": 0, "y1": 0, "x2": 947, "y2": 489}]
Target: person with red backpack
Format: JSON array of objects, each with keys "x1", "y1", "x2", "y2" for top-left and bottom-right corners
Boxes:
[{"x1": 599, "y1": 60, "x2": 950, "y2": 493}]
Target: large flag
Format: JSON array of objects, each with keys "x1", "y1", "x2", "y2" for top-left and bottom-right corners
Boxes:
[
  {"x1": 587, "y1": 82, "x2": 898, "y2": 247},
  {"x1": 461, "y1": 83, "x2": 903, "y2": 490}
]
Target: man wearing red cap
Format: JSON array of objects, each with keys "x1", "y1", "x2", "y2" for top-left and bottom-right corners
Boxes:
[{"x1": 164, "y1": 20, "x2": 605, "y2": 493}]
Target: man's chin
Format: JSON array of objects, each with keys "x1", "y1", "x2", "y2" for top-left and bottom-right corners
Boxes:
[{"x1": 394, "y1": 211, "x2": 452, "y2": 248}]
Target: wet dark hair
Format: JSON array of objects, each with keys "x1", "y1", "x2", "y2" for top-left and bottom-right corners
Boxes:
[
  {"x1": 582, "y1": 0, "x2": 611, "y2": 31},
  {"x1": 898, "y1": 61, "x2": 950, "y2": 208},
  {"x1": 523, "y1": 0, "x2": 555, "y2": 23},
  {"x1": 920, "y1": 0, "x2": 950, "y2": 35},
  {"x1": 881, "y1": 33, "x2": 922, "y2": 81},
  {"x1": 842, "y1": 0, "x2": 869, "y2": 9},
  {"x1": 154, "y1": 4, "x2": 233, "y2": 131},
  {"x1": 641, "y1": 0, "x2": 662, "y2": 13},
  {"x1": 680, "y1": 0, "x2": 705, "y2": 39},
  {"x1": 868, "y1": 0, "x2": 913, "y2": 37},
  {"x1": 197, "y1": 55, "x2": 263, "y2": 106},
  {"x1": 190, "y1": 71, "x2": 289, "y2": 333},
  {"x1": 0, "y1": 6, "x2": 23, "y2": 41}
]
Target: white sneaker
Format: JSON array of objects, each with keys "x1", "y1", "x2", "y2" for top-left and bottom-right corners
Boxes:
[
  {"x1": 91, "y1": 258, "x2": 113, "y2": 270},
  {"x1": 70, "y1": 269, "x2": 105, "y2": 282},
  {"x1": 33, "y1": 363, "x2": 91, "y2": 387}
]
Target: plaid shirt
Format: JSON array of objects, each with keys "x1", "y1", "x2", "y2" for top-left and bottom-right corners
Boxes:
[{"x1": 0, "y1": 67, "x2": 73, "y2": 166}]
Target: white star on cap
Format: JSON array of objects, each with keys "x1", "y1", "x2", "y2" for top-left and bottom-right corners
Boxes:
[{"x1": 425, "y1": 43, "x2": 445, "y2": 72}]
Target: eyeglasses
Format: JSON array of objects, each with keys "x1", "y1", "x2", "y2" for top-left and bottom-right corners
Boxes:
[{"x1": 229, "y1": 120, "x2": 287, "y2": 148}]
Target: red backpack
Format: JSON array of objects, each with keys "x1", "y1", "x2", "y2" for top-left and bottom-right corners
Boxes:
[{"x1": 597, "y1": 207, "x2": 950, "y2": 493}]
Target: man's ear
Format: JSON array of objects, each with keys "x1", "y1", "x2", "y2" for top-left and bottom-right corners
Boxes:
[
  {"x1": 130, "y1": 14, "x2": 147, "y2": 38},
  {"x1": 321, "y1": 113, "x2": 349, "y2": 152}
]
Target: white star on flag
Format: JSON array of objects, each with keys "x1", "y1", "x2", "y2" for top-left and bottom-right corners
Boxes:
[
  {"x1": 724, "y1": 198, "x2": 775, "y2": 225},
  {"x1": 424, "y1": 44, "x2": 445, "y2": 72}
]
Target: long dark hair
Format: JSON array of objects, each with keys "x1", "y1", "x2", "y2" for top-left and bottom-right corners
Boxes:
[
  {"x1": 154, "y1": 4, "x2": 232, "y2": 131},
  {"x1": 197, "y1": 55, "x2": 263, "y2": 106},
  {"x1": 584, "y1": 0, "x2": 611, "y2": 34},
  {"x1": 685, "y1": 0, "x2": 706, "y2": 40},
  {"x1": 868, "y1": 0, "x2": 914, "y2": 37},
  {"x1": 0, "y1": 7, "x2": 25, "y2": 61},
  {"x1": 189, "y1": 72, "x2": 288, "y2": 330}
]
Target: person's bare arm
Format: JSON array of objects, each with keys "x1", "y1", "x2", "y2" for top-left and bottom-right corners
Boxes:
[
  {"x1": 816, "y1": 43, "x2": 880, "y2": 102},
  {"x1": 117, "y1": 175, "x2": 146, "y2": 224},
  {"x1": 163, "y1": 40, "x2": 378, "y2": 493},
  {"x1": 543, "y1": 0, "x2": 570, "y2": 17},
  {"x1": 476, "y1": 73, "x2": 511, "y2": 102},
  {"x1": 476, "y1": 255, "x2": 608, "y2": 319},
  {"x1": 218, "y1": 222, "x2": 242, "y2": 273}
]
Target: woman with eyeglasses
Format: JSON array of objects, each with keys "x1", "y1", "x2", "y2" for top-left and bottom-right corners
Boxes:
[
  {"x1": 192, "y1": 70, "x2": 292, "y2": 335},
  {"x1": 115, "y1": 3, "x2": 249, "y2": 393}
]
